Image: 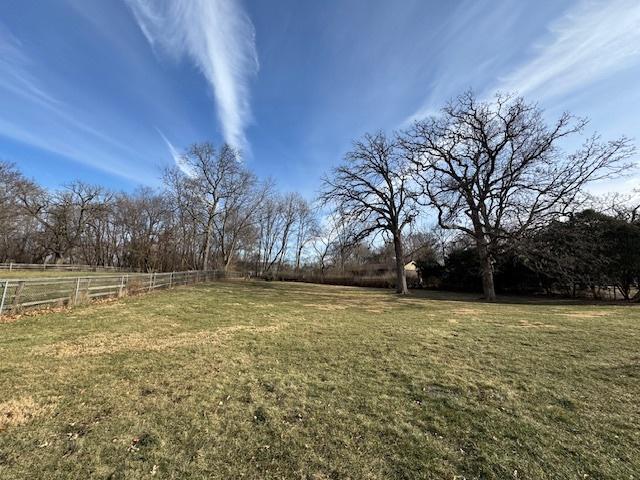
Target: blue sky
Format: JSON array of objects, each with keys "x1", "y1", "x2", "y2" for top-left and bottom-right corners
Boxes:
[{"x1": 1, "y1": 0, "x2": 639, "y2": 196}]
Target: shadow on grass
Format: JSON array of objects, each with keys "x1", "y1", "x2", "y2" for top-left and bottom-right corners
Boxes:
[
  {"x1": 407, "y1": 288, "x2": 640, "y2": 306},
  {"x1": 257, "y1": 279, "x2": 639, "y2": 307}
]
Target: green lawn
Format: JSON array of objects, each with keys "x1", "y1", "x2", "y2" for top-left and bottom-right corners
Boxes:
[{"x1": 0, "y1": 281, "x2": 638, "y2": 479}]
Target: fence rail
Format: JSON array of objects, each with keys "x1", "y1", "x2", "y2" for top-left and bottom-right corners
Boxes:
[
  {"x1": 0, "y1": 270, "x2": 242, "y2": 317},
  {"x1": 0, "y1": 262, "x2": 125, "y2": 272}
]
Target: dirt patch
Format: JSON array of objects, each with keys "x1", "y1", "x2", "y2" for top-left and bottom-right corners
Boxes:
[
  {"x1": 561, "y1": 310, "x2": 611, "y2": 319},
  {"x1": 0, "y1": 396, "x2": 52, "y2": 431},
  {"x1": 453, "y1": 308, "x2": 482, "y2": 316},
  {"x1": 295, "y1": 288, "x2": 390, "y2": 300},
  {"x1": 34, "y1": 323, "x2": 286, "y2": 358},
  {"x1": 302, "y1": 303, "x2": 349, "y2": 311}
]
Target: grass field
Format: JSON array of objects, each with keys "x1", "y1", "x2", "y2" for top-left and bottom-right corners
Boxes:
[
  {"x1": 1, "y1": 281, "x2": 638, "y2": 479},
  {"x1": 0, "y1": 270, "x2": 120, "y2": 279}
]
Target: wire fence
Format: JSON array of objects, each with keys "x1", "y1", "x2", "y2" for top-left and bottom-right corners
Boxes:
[
  {"x1": 0, "y1": 262, "x2": 125, "y2": 272},
  {"x1": 0, "y1": 270, "x2": 242, "y2": 317}
]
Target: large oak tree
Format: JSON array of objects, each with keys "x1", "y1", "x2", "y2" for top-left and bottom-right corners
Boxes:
[
  {"x1": 402, "y1": 91, "x2": 634, "y2": 300},
  {"x1": 320, "y1": 132, "x2": 418, "y2": 294}
]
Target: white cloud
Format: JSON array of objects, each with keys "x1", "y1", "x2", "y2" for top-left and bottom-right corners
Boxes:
[
  {"x1": 157, "y1": 129, "x2": 196, "y2": 177},
  {"x1": 497, "y1": 0, "x2": 640, "y2": 100},
  {"x1": 127, "y1": 0, "x2": 258, "y2": 152}
]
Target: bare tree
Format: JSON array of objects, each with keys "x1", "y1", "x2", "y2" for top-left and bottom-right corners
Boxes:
[
  {"x1": 215, "y1": 173, "x2": 270, "y2": 272},
  {"x1": 403, "y1": 229, "x2": 440, "y2": 263},
  {"x1": 589, "y1": 190, "x2": 640, "y2": 224},
  {"x1": 256, "y1": 193, "x2": 299, "y2": 274},
  {"x1": 320, "y1": 132, "x2": 418, "y2": 294},
  {"x1": 164, "y1": 142, "x2": 241, "y2": 270},
  {"x1": 330, "y1": 211, "x2": 365, "y2": 273},
  {"x1": 403, "y1": 91, "x2": 635, "y2": 300},
  {"x1": 15, "y1": 180, "x2": 106, "y2": 263},
  {"x1": 292, "y1": 196, "x2": 319, "y2": 271},
  {"x1": 311, "y1": 235, "x2": 333, "y2": 275},
  {"x1": 114, "y1": 188, "x2": 170, "y2": 272},
  {"x1": 310, "y1": 212, "x2": 352, "y2": 274},
  {"x1": 2, "y1": 156, "x2": 310, "y2": 273},
  {"x1": 0, "y1": 162, "x2": 37, "y2": 262}
]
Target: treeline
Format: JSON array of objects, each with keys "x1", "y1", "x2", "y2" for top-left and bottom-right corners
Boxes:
[
  {"x1": 0, "y1": 147, "x2": 319, "y2": 273},
  {"x1": 1, "y1": 90, "x2": 639, "y2": 301},
  {"x1": 0, "y1": 151, "x2": 429, "y2": 275}
]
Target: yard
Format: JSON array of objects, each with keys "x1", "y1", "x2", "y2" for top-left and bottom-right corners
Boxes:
[
  {"x1": 0, "y1": 281, "x2": 638, "y2": 479},
  {"x1": 0, "y1": 270, "x2": 119, "y2": 279}
]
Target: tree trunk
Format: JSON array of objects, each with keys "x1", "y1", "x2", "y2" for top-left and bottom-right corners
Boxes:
[
  {"x1": 223, "y1": 237, "x2": 237, "y2": 273},
  {"x1": 393, "y1": 230, "x2": 408, "y2": 295},
  {"x1": 202, "y1": 216, "x2": 214, "y2": 271},
  {"x1": 295, "y1": 246, "x2": 303, "y2": 272},
  {"x1": 477, "y1": 243, "x2": 496, "y2": 301}
]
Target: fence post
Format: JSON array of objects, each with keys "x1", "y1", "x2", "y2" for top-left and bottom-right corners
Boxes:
[
  {"x1": 12, "y1": 281, "x2": 25, "y2": 312},
  {"x1": 118, "y1": 275, "x2": 125, "y2": 297},
  {"x1": 73, "y1": 277, "x2": 81, "y2": 305},
  {"x1": 0, "y1": 280, "x2": 8, "y2": 317},
  {"x1": 8, "y1": 262, "x2": 12, "y2": 271},
  {"x1": 169, "y1": 272, "x2": 173, "y2": 289}
]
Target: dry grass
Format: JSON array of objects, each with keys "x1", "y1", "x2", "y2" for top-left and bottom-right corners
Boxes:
[
  {"x1": 560, "y1": 310, "x2": 612, "y2": 318},
  {"x1": 0, "y1": 280, "x2": 638, "y2": 479},
  {"x1": 0, "y1": 270, "x2": 118, "y2": 279},
  {"x1": 0, "y1": 397, "x2": 54, "y2": 432},
  {"x1": 34, "y1": 323, "x2": 286, "y2": 358}
]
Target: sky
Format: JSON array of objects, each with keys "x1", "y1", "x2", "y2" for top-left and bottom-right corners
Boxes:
[{"x1": 0, "y1": 0, "x2": 639, "y2": 197}]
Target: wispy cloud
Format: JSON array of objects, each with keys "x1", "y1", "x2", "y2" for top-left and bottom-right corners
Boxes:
[
  {"x1": 0, "y1": 23, "x2": 152, "y2": 182},
  {"x1": 497, "y1": 0, "x2": 640, "y2": 100},
  {"x1": 403, "y1": 0, "x2": 526, "y2": 124},
  {"x1": 157, "y1": 129, "x2": 196, "y2": 177},
  {"x1": 127, "y1": 0, "x2": 258, "y2": 152},
  {"x1": 0, "y1": 24, "x2": 61, "y2": 109}
]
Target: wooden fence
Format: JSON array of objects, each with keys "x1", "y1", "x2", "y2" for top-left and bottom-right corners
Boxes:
[{"x1": 0, "y1": 270, "x2": 241, "y2": 317}]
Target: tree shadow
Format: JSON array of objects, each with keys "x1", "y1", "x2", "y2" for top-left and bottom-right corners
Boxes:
[
  {"x1": 256, "y1": 279, "x2": 638, "y2": 307},
  {"x1": 402, "y1": 288, "x2": 640, "y2": 307}
]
